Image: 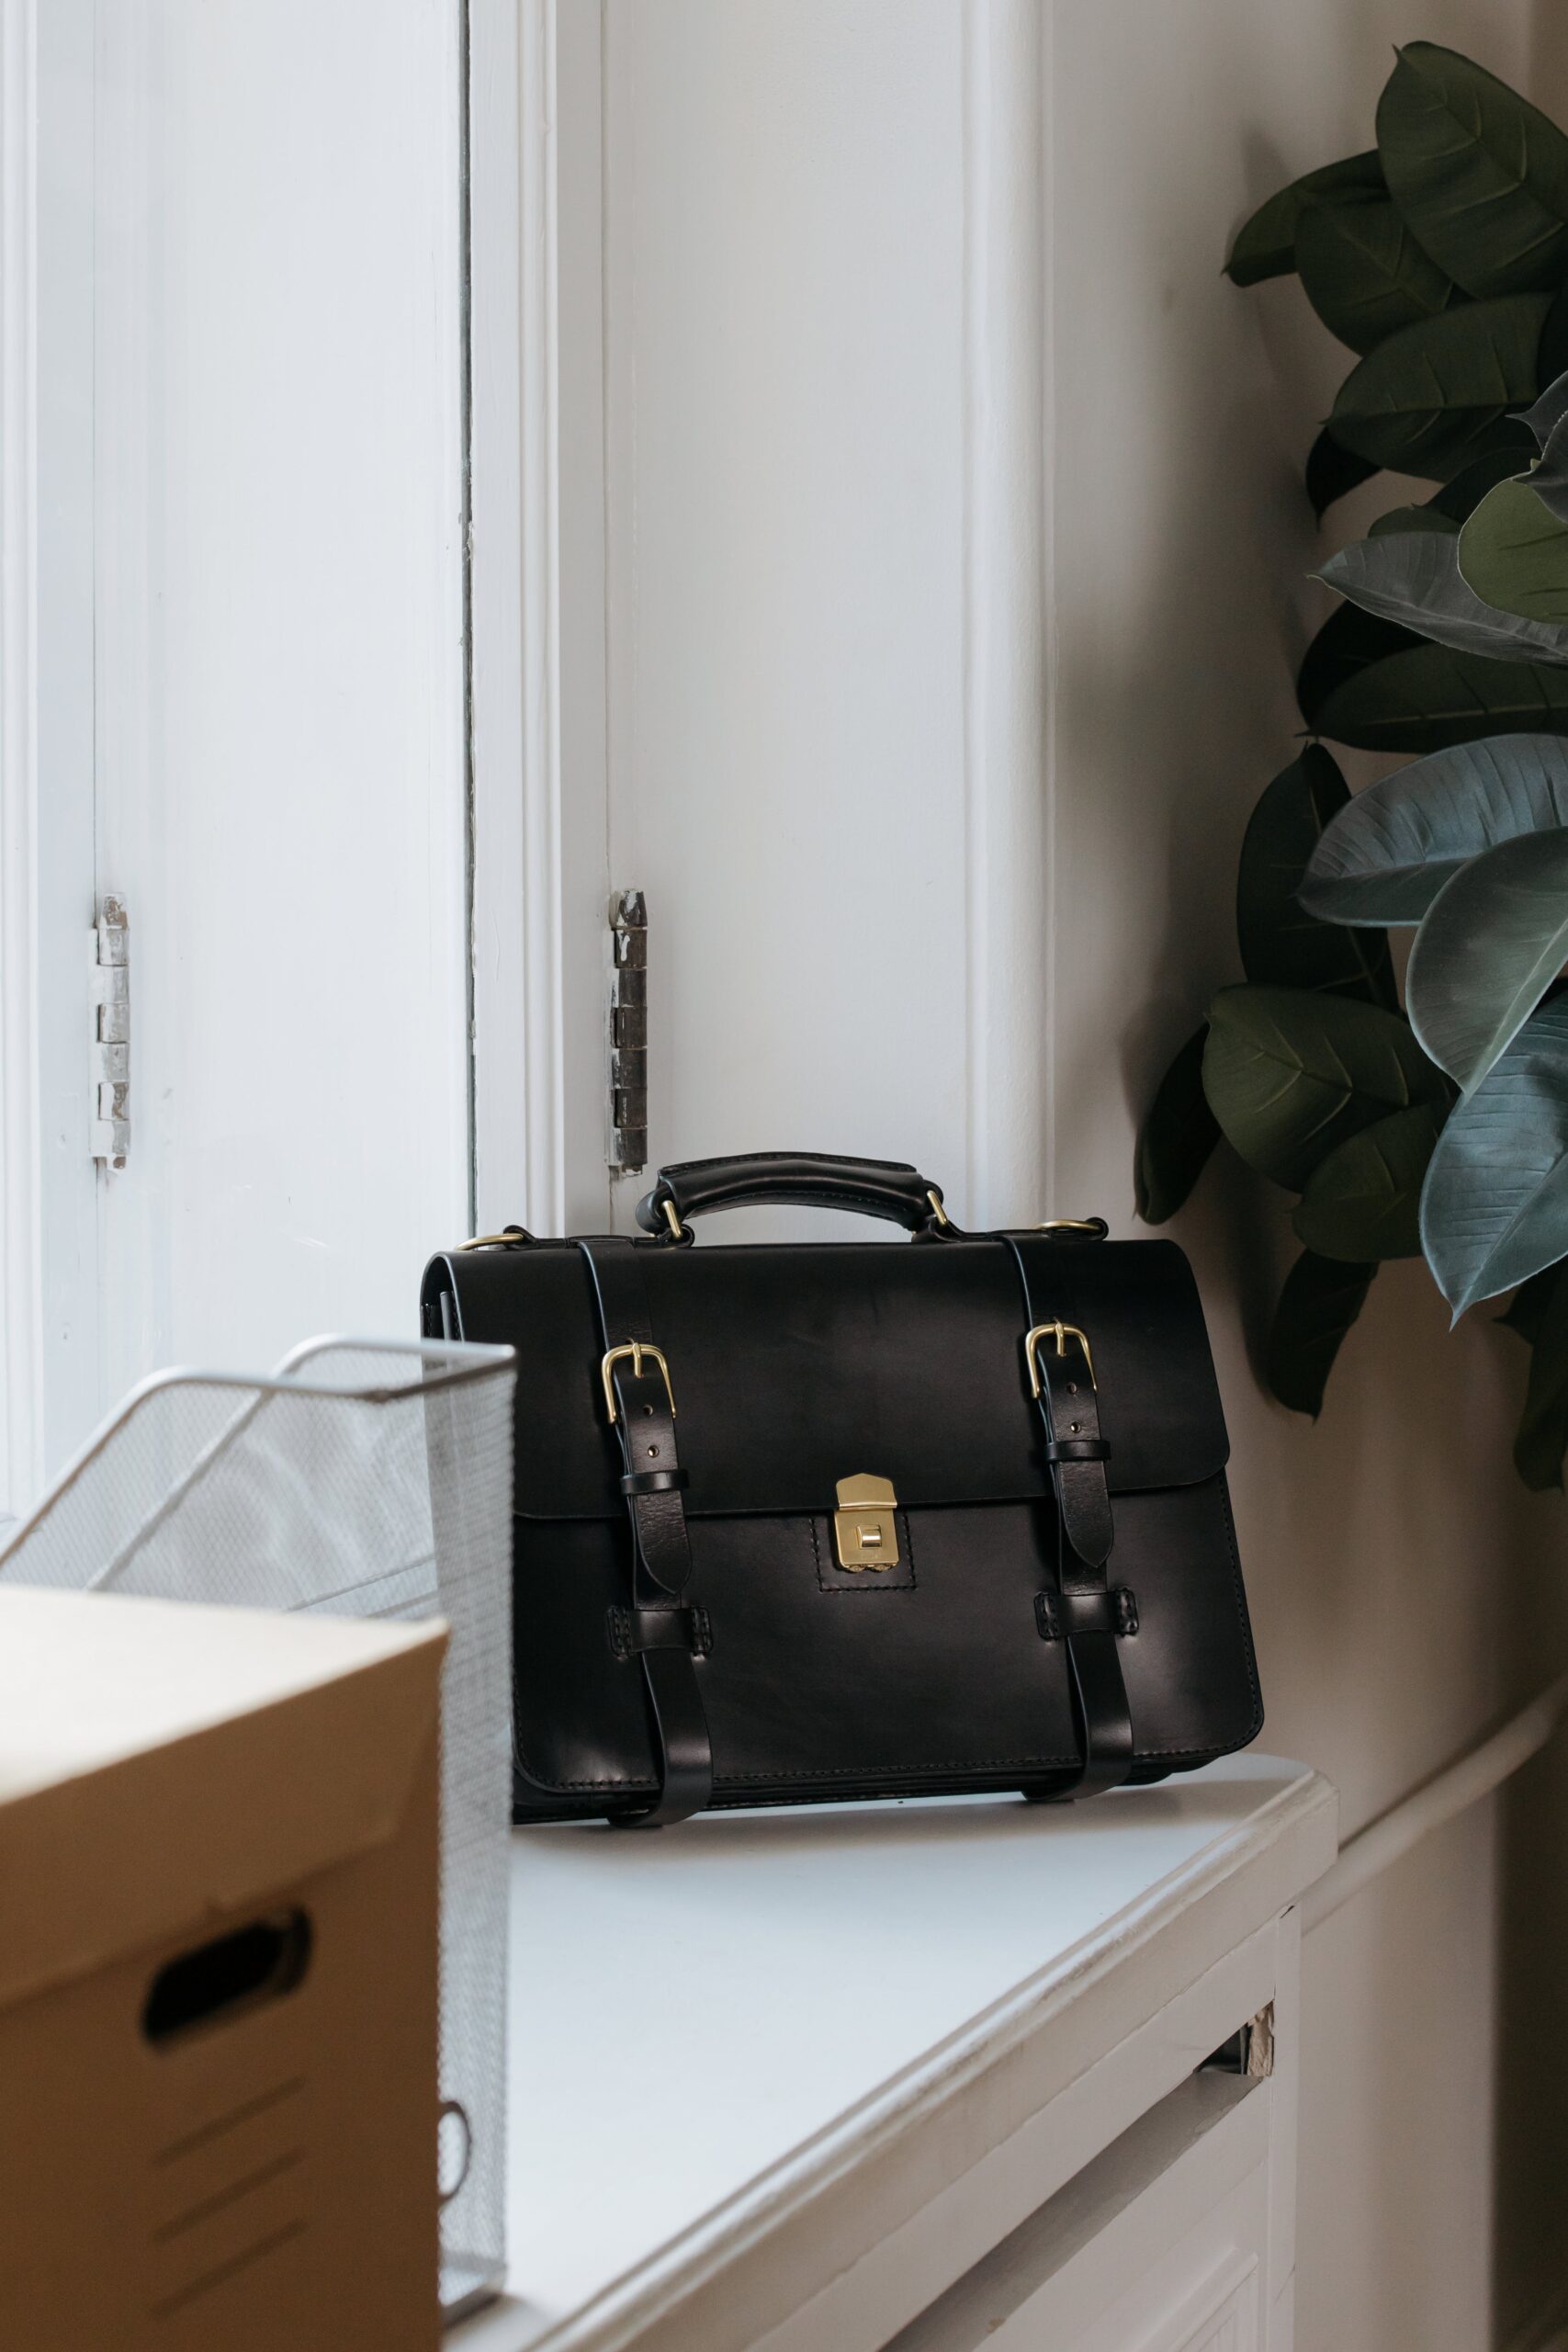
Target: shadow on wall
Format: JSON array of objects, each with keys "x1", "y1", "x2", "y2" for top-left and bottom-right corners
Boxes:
[{"x1": 1496, "y1": 1731, "x2": 1568, "y2": 2346}]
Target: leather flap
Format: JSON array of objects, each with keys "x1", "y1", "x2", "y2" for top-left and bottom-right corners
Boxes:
[{"x1": 428, "y1": 1235, "x2": 1229, "y2": 1521}]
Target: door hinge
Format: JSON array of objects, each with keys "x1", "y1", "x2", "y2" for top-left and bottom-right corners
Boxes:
[
  {"x1": 90, "y1": 894, "x2": 130, "y2": 1169},
  {"x1": 608, "y1": 888, "x2": 648, "y2": 1172}
]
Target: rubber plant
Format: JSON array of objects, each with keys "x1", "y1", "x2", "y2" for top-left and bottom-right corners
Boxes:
[{"x1": 1136, "y1": 40, "x2": 1568, "y2": 1488}]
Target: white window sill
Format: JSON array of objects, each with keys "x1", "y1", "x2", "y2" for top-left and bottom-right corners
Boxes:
[{"x1": 453, "y1": 1754, "x2": 1335, "y2": 2352}]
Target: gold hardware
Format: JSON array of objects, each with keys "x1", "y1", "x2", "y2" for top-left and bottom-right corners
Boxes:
[
  {"x1": 833, "y1": 1473, "x2": 900, "y2": 1571},
  {"x1": 601, "y1": 1341, "x2": 677, "y2": 1425},
  {"x1": 926, "y1": 1189, "x2": 951, "y2": 1228},
  {"x1": 1036, "y1": 1218, "x2": 1102, "y2": 1233},
  {"x1": 457, "y1": 1228, "x2": 532, "y2": 1251},
  {"x1": 661, "y1": 1199, "x2": 686, "y2": 1241},
  {"x1": 1023, "y1": 1320, "x2": 1097, "y2": 1394}
]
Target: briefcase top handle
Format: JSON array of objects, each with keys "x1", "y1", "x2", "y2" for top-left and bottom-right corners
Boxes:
[
  {"x1": 634, "y1": 1153, "x2": 1111, "y2": 1245},
  {"x1": 636, "y1": 1153, "x2": 954, "y2": 1241}
]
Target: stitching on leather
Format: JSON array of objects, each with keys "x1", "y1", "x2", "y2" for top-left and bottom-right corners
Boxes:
[{"x1": 809, "y1": 1511, "x2": 917, "y2": 1593}]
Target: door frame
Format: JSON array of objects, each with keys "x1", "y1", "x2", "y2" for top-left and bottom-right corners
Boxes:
[
  {"x1": 468, "y1": 0, "x2": 613, "y2": 1242},
  {"x1": 0, "y1": 0, "x2": 100, "y2": 1519}
]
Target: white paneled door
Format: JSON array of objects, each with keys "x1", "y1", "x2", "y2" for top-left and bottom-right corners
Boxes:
[{"x1": 7, "y1": 0, "x2": 469, "y2": 1503}]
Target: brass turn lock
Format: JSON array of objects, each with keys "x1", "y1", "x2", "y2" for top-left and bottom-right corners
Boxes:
[{"x1": 833, "y1": 1475, "x2": 900, "y2": 1571}]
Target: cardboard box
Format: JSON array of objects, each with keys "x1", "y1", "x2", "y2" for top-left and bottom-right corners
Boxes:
[{"x1": 0, "y1": 1587, "x2": 446, "y2": 2352}]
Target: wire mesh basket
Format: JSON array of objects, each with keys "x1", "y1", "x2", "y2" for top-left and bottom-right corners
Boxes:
[{"x1": 0, "y1": 1335, "x2": 517, "y2": 2326}]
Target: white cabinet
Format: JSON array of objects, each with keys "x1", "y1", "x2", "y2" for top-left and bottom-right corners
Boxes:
[
  {"x1": 451, "y1": 1755, "x2": 1335, "y2": 2352},
  {"x1": 889, "y1": 2075, "x2": 1269, "y2": 2352}
]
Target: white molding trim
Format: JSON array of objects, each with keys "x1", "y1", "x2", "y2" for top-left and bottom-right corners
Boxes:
[
  {"x1": 1303, "y1": 1669, "x2": 1568, "y2": 1931},
  {"x1": 0, "y1": 0, "x2": 41, "y2": 1516},
  {"x1": 468, "y1": 0, "x2": 567, "y2": 1237},
  {"x1": 960, "y1": 1, "x2": 1051, "y2": 1228}
]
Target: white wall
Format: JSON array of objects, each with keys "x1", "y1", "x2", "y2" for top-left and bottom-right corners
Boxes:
[{"x1": 559, "y1": 3, "x2": 1568, "y2": 2343}]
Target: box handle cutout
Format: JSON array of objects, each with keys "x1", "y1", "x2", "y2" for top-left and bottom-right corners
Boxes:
[
  {"x1": 437, "y1": 2098, "x2": 472, "y2": 2206},
  {"x1": 142, "y1": 1911, "x2": 312, "y2": 2047}
]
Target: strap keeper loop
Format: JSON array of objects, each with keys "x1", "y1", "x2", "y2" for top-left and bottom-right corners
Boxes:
[
  {"x1": 1043, "y1": 1436, "x2": 1111, "y2": 1464},
  {"x1": 607, "y1": 1604, "x2": 713, "y2": 1662},
  {"x1": 620, "y1": 1465, "x2": 689, "y2": 1497},
  {"x1": 1036, "y1": 1587, "x2": 1139, "y2": 1642}
]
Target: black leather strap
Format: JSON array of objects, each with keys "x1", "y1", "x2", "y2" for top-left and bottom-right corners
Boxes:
[
  {"x1": 577, "y1": 1238, "x2": 714, "y2": 1826},
  {"x1": 1003, "y1": 1237, "x2": 1135, "y2": 1801}
]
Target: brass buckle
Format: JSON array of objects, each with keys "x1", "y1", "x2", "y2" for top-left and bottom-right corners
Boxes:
[
  {"x1": 833, "y1": 1473, "x2": 899, "y2": 1570},
  {"x1": 600, "y1": 1341, "x2": 676, "y2": 1425},
  {"x1": 1023, "y1": 1319, "x2": 1096, "y2": 1395}
]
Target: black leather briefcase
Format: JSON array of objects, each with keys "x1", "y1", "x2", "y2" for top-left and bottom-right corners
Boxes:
[{"x1": 422, "y1": 1153, "x2": 1261, "y2": 1826}]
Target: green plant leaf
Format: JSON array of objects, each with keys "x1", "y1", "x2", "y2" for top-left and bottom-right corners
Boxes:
[
  {"x1": 1328, "y1": 295, "x2": 1551, "y2": 477},
  {"x1": 1236, "y1": 746, "x2": 1396, "y2": 1004},
  {"x1": 1300, "y1": 733, "x2": 1568, "y2": 924},
  {"x1": 1444, "y1": 411, "x2": 1541, "y2": 482},
  {"x1": 1376, "y1": 43, "x2": 1568, "y2": 299},
  {"x1": 1406, "y1": 826, "x2": 1568, "y2": 1092},
  {"x1": 1134, "y1": 1026, "x2": 1220, "y2": 1224},
  {"x1": 1264, "y1": 1250, "x2": 1379, "y2": 1416},
  {"x1": 1537, "y1": 289, "x2": 1568, "y2": 400},
  {"x1": 1368, "y1": 503, "x2": 1459, "y2": 538},
  {"x1": 1297, "y1": 603, "x2": 1422, "y2": 729},
  {"x1": 1364, "y1": 445, "x2": 1526, "y2": 537},
  {"x1": 1507, "y1": 1261, "x2": 1568, "y2": 1487},
  {"x1": 1292, "y1": 1101, "x2": 1446, "y2": 1260},
  {"x1": 1305, "y1": 429, "x2": 1379, "y2": 521},
  {"x1": 1419, "y1": 998, "x2": 1568, "y2": 1312},
  {"x1": 1314, "y1": 641, "x2": 1568, "y2": 754},
  {"x1": 1225, "y1": 150, "x2": 1386, "y2": 287},
  {"x1": 1524, "y1": 366, "x2": 1568, "y2": 454},
  {"x1": 1319, "y1": 530, "x2": 1568, "y2": 664},
  {"x1": 1527, "y1": 413, "x2": 1568, "y2": 528},
  {"x1": 1433, "y1": 440, "x2": 1551, "y2": 517},
  {"x1": 1296, "y1": 195, "x2": 1459, "y2": 355},
  {"x1": 1457, "y1": 473, "x2": 1568, "y2": 619},
  {"x1": 1204, "y1": 984, "x2": 1447, "y2": 1191},
  {"x1": 1506, "y1": 373, "x2": 1568, "y2": 532}
]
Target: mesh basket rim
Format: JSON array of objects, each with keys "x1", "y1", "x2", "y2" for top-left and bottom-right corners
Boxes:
[{"x1": 0, "y1": 1338, "x2": 516, "y2": 1567}]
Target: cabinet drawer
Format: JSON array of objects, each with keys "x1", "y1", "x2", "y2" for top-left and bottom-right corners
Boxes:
[{"x1": 885, "y1": 2070, "x2": 1269, "y2": 2352}]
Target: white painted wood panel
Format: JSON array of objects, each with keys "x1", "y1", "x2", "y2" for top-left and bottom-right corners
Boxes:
[{"x1": 81, "y1": 0, "x2": 469, "y2": 1412}]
